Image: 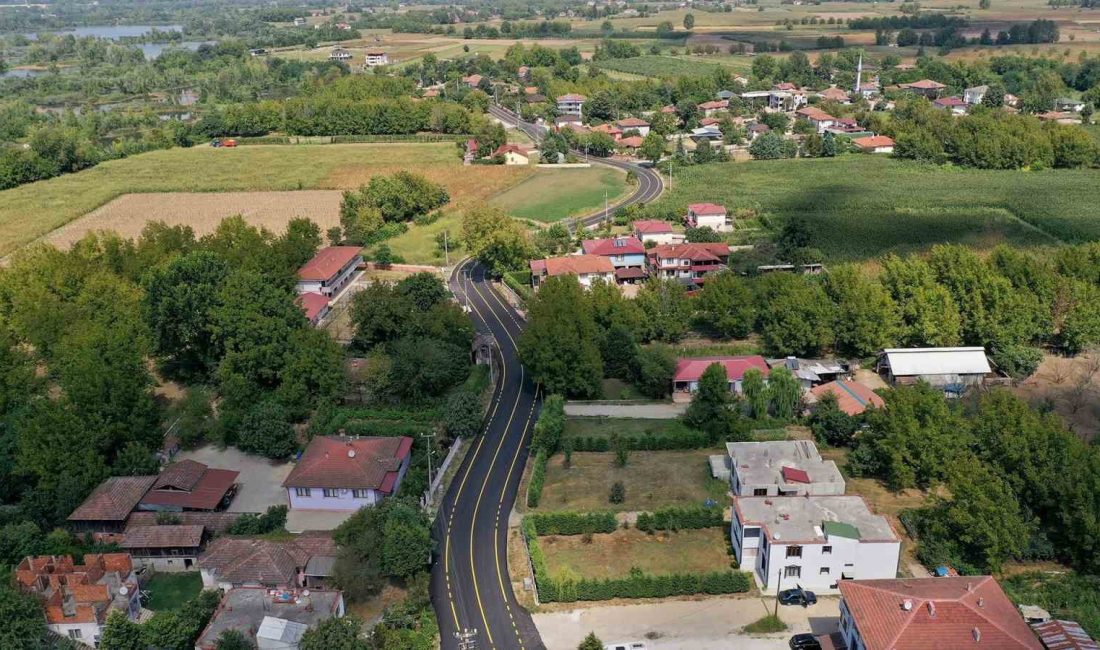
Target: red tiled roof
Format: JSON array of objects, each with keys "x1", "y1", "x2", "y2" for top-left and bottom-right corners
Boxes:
[
  {"x1": 463, "y1": 74, "x2": 483, "y2": 85},
  {"x1": 797, "y1": 106, "x2": 836, "y2": 122},
  {"x1": 531, "y1": 255, "x2": 615, "y2": 277},
  {"x1": 649, "y1": 242, "x2": 730, "y2": 264},
  {"x1": 582, "y1": 237, "x2": 646, "y2": 256},
  {"x1": 126, "y1": 511, "x2": 240, "y2": 533},
  {"x1": 633, "y1": 219, "x2": 673, "y2": 234},
  {"x1": 617, "y1": 117, "x2": 649, "y2": 127},
  {"x1": 773, "y1": 82, "x2": 797, "y2": 91},
  {"x1": 902, "y1": 79, "x2": 947, "y2": 90},
  {"x1": 661, "y1": 105, "x2": 677, "y2": 113},
  {"x1": 121, "y1": 525, "x2": 204, "y2": 549},
  {"x1": 839, "y1": 577, "x2": 1042, "y2": 650},
  {"x1": 697, "y1": 100, "x2": 728, "y2": 110},
  {"x1": 934, "y1": 96, "x2": 967, "y2": 107},
  {"x1": 298, "y1": 246, "x2": 362, "y2": 282},
  {"x1": 852, "y1": 135, "x2": 895, "y2": 150},
  {"x1": 673, "y1": 356, "x2": 770, "y2": 383},
  {"x1": 1032, "y1": 619, "x2": 1098, "y2": 650},
  {"x1": 687, "y1": 202, "x2": 727, "y2": 216},
  {"x1": 615, "y1": 267, "x2": 647, "y2": 280},
  {"x1": 619, "y1": 135, "x2": 644, "y2": 148},
  {"x1": 69, "y1": 476, "x2": 157, "y2": 522},
  {"x1": 818, "y1": 87, "x2": 851, "y2": 100},
  {"x1": 781, "y1": 466, "x2": 812, "y2": 483},
  {"x1": 283, "y1": 436, "x2": 412, "y2": 491},
  {"x1": 298, "y1": 292, "x2": 330, "y2": 322},
  {"x1": 811, "y1": 379, "x2": 885, "y2": 416},
  {"x1": 141, "y1": 461, "x2": 239, "y2": 511},
  {"x1": 494, "y1": 143, "x2": 529, "y2": 157},
  {"x1": 591, "y1": 123, "x2": 622, "y2": 135}
]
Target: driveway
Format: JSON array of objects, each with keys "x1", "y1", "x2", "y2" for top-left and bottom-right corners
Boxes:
[
  {"x1": 175, "y1": 445, "x2": 291, "y2": 514},
  {"x1": 533, "y1": 595, "x2": 840, "y2": 650},
  {"x1": 564, "y1": 403, "x2": 687, "y2": 418}
]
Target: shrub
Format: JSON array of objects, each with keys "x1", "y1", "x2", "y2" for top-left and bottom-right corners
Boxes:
[
  {"x1": 635, "y1": 505, "x2": 723, "y2": 533},
  {"x1": 227, "y1": 505, "x2": 288, "y2": 535},
  {"x1": 528, "y1": 511, "x2": 617, "y2": 535},
  {"x1": 236, "y1": 401, "x2": 297, "y2": 459},
  {"x1": 527, "y1": 449, "x2": 548, "y2": 508},
  {"x1": 609, "y1": 481, "x2": 626, "y2": 504}
]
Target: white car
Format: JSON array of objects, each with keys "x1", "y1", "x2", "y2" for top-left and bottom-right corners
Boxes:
[{"x1": 604, "y1": 643, "x2": 647, "y2": 650}]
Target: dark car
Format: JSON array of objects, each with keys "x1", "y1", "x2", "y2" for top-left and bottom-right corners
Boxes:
[
  {"x1": 789, "y1": 633, "x2": 823, "y2": 650},
  {"x1": 779, "y1": 587, "x2": 818, "y2": 607}
]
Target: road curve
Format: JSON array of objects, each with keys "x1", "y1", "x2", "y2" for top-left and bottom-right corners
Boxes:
[
  {"x1": 486, "y1": 104, "x2": 665, "y2": 231},
  {"x1": 430, "y1": 109, "x2": 666, "y2": 650}
]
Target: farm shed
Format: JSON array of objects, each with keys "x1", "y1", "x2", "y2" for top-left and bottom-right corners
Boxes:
[{"x1": 876, "y1": 347, "x2": 991, "y2": 396}]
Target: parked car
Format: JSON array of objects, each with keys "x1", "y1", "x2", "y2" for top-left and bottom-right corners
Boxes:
[
  {"x1": 779, "y1": 586, "x2": 817, "y2": 607},
  {"x1": 210, "y1": 139, "x2": 238, "y2": 148},
  {"x1": 604, "y1": 643, "x2": 646, "y2": 650},
  {"x1": 789, "y1": 633, "x2": 823, "y2": 650}
]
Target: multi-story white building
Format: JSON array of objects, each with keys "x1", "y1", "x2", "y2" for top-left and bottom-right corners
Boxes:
[
  {"x1": 686, "y1": 203, "x2": 732, "y2": 232},
  {"x1": 726, "y1": 440, "x2": 845, "y2": 497},
  {"x1": 556, "y1": 93, "x2": 586, "y2": 118},
  {"x1": 365, "y1": 50, "x2": 389, "y2": 66},
  {"x1": 731, "y1": 495, "x2": 900, "y2": 594},
  {"x1": 295, "y1": 246, "x2": 362, "y2": 297}
]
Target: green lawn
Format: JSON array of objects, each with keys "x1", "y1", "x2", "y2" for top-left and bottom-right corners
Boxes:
[
  {"x1": 563, "y1": 417, "x2": 699, "y2": 442},
  {"x1": 599, "y1": 378, "x2": 647, "y2": 400},
  {"x1": 661, "y1": 156, "x2": 1100, "y2": 260},
  {"x1": 540, "y1": 527, "x2": 733, "y2": 580},
  {"x1": 595, "y1": 55, "x2": 729, "y2": 79},
  {"x1": 537, "y1": 449, "x2": 728, "y2": 512},
  {"x1": 491, "y1": 167, "x2": 629, "y2": 222},
  {"x1": 0, "y1": 143, "x2": 458, "y2": 257},
  {"x1": 142, "y1": 572, "x2": 203, "y2": 611}
]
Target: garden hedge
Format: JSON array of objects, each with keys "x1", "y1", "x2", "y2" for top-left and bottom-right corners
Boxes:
[
  {"x1": 526, "y1": 449, "x2": 548, "y2": 508},
  {"x1": 635, "y1": 505, "x2": 724, "y2": 533},
  {"x1": 570, "y1": 431, "x2": 710, "y2": 452},
  {"x1": 527, "y1": 511, "x2": 617, "y2": 536}
]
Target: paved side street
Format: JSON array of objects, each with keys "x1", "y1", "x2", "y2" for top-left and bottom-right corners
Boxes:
[{"x1": 533, "y1": 595, "x2": 840, "y2": 650}]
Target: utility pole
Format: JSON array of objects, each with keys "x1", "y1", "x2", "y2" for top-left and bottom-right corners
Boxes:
[
  {"x1": 421, "y1": 430, "x2": 437, "y2": 494},
  {"x1": 443, "y1": 230, "x2": 450, "y2": 266},
  {"x1": 667, "y1": 160, "x2": 673, "y2": 191},
  {"x1": 773, "y1": 569, "x2": 784, "y2": 617},
  {"x1": 604, "y1": 189, "x2": 609, "y2": 226}
]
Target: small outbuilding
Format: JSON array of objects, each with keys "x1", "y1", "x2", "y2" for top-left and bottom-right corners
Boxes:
[{"x1": 876, "y1": 347, "x2": 991, "y2": 396}]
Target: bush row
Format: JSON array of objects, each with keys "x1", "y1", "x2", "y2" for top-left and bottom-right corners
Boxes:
[
  {"x1": 527, "y1": 511, "x2": 617, "y2": 536},
  {"x1": 635, "y1": 506, "x2": 724, "y2": 533},
  {"x1": 502, "y1": 270, "x2": 533, "y2": 303},
  {"x1": 522, "y1": 521, "x2": 752, "y2": 604},
  {"x1": 570, "y1": 432, "x2": 711, "y2": 452},
  {"x1": 526, "y1": 449, "x2": 548, "y2": 508}
]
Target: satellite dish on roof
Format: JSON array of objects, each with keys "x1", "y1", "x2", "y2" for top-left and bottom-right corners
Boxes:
[
  {"x1": 302, "y1": 589, "x2": 310, "y2": 597},
  {"x1": 348, "y1": 449, "x2": 356, "y2": 458},
  {"x1": 119, "y1": 586, "x2": 128, "y2": 596}
]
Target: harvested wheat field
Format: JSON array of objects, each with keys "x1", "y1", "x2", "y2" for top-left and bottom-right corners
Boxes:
[{"x1": 43, "y1": 190, "x2": 345, "y2": 249}]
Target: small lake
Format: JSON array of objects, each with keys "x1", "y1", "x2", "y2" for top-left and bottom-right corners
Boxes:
[{"x1": 23, "y1": 24, "x2": 183, "y2": 41}]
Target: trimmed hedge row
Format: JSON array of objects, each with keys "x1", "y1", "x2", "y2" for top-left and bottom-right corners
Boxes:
[
  {"x1": 523, "y1": 520, "x2": 750, "y2": 603},
  {"x1": 528, "y1": 511, "x2": 617, "y2": 536},
  {"x1": 636, "y1": 506, "x2": 724, "y2": 533},
  {"x1": 570, "y1": 432, "x2": 711, "y2": 452},
  {"x1": 502, "y1": 270, "x2": 533, "y2": 303},
  {"x1": 526, "y1": 449, "x2": 548, "y2": 508}
]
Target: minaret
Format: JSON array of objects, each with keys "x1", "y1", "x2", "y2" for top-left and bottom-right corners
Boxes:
[{"x1": 854, "y1": 52, "x2": 863, "y2": 94}]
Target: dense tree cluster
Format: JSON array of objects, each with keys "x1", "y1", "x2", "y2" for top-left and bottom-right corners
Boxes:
[
  {"x1": 849, "y1": 385, "x2": 1100, "y2": 575},
  {"x1": 100, "y1": 589, "x2": 221, "y2": 650},
  {"x1": 332, "y1": 498, "x2": 434, "y2": 600},
  {"x1": 338, "y1": 172, "x2": 449, "y2": 246}
]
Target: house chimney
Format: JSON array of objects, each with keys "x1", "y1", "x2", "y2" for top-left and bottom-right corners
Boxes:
[
  {"x1": 927, "y1": 601, "x2": 936, "y2": 617},
  {"x1": 977, "y1": 597, "x2": 985, "y2": 608},
  {"x1": 972, "y1": 627, "x2": 981, "y2": 642}
]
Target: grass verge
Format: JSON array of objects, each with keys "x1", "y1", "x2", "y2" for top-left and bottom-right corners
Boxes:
[
  {"x1": 142, "y1": 572, "x2": 203, "y2": 611},
  {"x1": 743, "y1": 614, "x2": 788, "y2": 634},
  {"x1": 491, "y1": 167, "x2": 629, "y2": 223},
  {"x1": 541, "y1": 527, "x2": 733, "y2": 579}
]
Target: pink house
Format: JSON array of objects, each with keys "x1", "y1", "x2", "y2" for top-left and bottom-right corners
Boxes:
[
  {"x1": 283, "y1": 436, "x2": 413, "y2": 511},
  {"x1": 672, "y1": 356, "x2": 770, "y2": 401}
]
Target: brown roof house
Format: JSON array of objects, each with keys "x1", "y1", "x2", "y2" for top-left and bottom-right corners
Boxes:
[
  {"x1": 120, "y1": 525, "x2": 206, "y2": 573},
  {"x1": 296, "y1": 246, "x2": 363, "y2": 298},
  {"x1": 198, "y1": 533, "x2": 338, "y2": 590},
  {"x1": 838, "y1": 576, "x2": 1042, "y2": 650},
  {"x1": 68, "y1": 476, "x2": 158, "y2": 533},
  {"x1": 284, "y1": 435, "x2": 414, "y2": 514},
  {"x1": 529, "y1": 255, "x2": 615, "y2": 290},
  {"x1": 15, "y1": 554, "x2": 141, "y2": 646}
]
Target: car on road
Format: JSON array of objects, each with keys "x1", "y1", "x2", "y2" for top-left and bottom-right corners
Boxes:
[
  {"x1": 779, "y1": 586, "x2": 818, "y2": 607},
  {"x1": 789, "y1": 633, "x2": 823, "y2": 650},
  {"x1": 604, "y1": 643, "x2": 646, "y2": 650}
]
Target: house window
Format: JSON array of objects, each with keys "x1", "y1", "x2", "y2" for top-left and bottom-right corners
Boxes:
[
  {"x1": 352, "y1": 489, "x2": 370, "y2": 499},
  {"x1": 322, "y1": 489, "x2": 338, "y2": 498},
  {"x1": 822, "y1": 545, "x2": 832, "y2": 555},
  {"x1": 743, "y1": 527, "x2": 760, "y2": 539},
  {"x1": 295, "y1": 487, "x2": 311, "y2": 497},
  {"x1": 820, "y1": 567, "x2": 831, "y2": 575},
  {"x1": 753, "y1": 488, "x2": 768, "y2": 496},
  {"x1": 68, "y1": 630, "x2": 82, "y2": 640},
  {"x1": 786, "y1": 545, "x2": 803, "y2": 558},
  {"x1": 784, "y1": 566, "x2": 801, "y2": 578}
]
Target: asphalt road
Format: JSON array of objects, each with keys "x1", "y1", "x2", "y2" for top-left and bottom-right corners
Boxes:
[
  {"x1": 431, "y1": 110, "x2": 665, "y2": 650},
  {"x1": 433, "y1": 258, "x2": 544, "y2": 650}
]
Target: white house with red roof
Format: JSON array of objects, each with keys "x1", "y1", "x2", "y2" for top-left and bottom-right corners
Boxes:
[
  {"x1": 296, "y1": 246, "x2": 362, "y2": 297},
  {"x1": 633, "y1": 220, "x2": 685, "y2": 246},
  {"x1": 672, "y1": 355, "x2": 769, "y2": 399},
  {"x1": 581, "y1": 236, "x2": 646, "y2": 269},
  {"x1": 297, "y1": 292, "x2": 331, "y2": 326},
  {"x1": 529, "y1": 255, "x2": 615, "y2": 289},
  {"x1": 556, "y1": 93, "x2": 586, "y2": 117},
  {"x1": 732, "y1": 495, "x2": 900, "y2": 594},
  {"x1": 934, "y1": 96, "x2": 968, "y2": 115},
  {"x1": 616, "y1": 117, "x2": 650, "y2": 137},
  {"x1": 686, "y1": 202, "x2": 732, "y2": 232},
  {"x1": 493, "y1": 143, "x2": 531, "y2": 165},
  {"x1": 900, "y1": 79, "x2": 947, "y2": 99},
  {"x1": 283, "y1": 436, "x2": 413, "y2": 511},
  {"x1": 852, "y1": 135, "x2": 896, "y2": 154},
  {"x1": 838, "y1": 576, "x2": 1043, "y2": 650},
  {"x1": 647, "y1": 242, "x2": 731, "y2": 286},
  {"x1": 796, "y1": 106, "x2": 838, "y2": 133}
]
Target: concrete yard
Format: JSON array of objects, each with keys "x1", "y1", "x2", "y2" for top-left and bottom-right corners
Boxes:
[
  {"x1": 175, "y1": 445, "x2": 291, "y2": 514},
  {"x1": 533, "y1": 595, "x2": 840, "y2": 650}
]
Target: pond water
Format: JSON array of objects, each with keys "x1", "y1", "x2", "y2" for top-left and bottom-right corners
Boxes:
[{"x1": 23, "y1": 24, "x2": 184, "y2": 40}]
